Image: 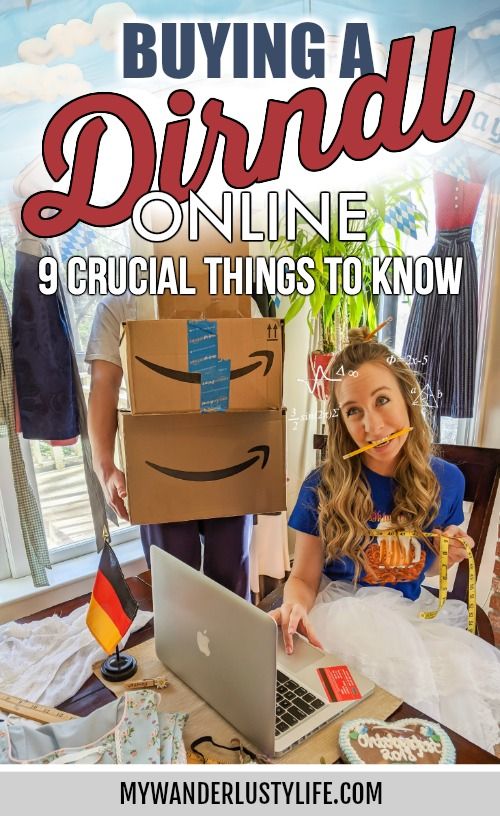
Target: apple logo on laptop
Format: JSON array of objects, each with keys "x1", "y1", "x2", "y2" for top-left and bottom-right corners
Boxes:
[{"x1": 196, "y1": 629, "x2": 211, "y2": 657}]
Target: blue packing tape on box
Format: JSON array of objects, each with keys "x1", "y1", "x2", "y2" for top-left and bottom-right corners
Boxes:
[{"x1": 187, "y1": 320, "x2": 231, "y2": 412}]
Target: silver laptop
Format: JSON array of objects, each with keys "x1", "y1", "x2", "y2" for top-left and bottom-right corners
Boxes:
[{"x1": 152, "y1": 548, "x2": 374, "y2": 757}]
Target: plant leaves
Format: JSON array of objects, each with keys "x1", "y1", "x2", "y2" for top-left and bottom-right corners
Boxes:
[
  {"x1": 284, "y1": 294, "x2": 306, "y2": 324},
  {"x1": 310, "y1": 284, "x2": 326, "y2": 318},
  {"x1": 349, "y1": 291, "x2": 364, "y2": 327},
  {"x1": 269, "y1": 176, "x2": 427, "y2": 331},
  {"x1": 376, "y1": 228, "x2": 390, "y2": 257},
  {"x1": 323, "y1": 291, "x2": 342, "y2": 328},
  {"x1": 367, "y1": 299, "x2": 377, "y2": 330}
]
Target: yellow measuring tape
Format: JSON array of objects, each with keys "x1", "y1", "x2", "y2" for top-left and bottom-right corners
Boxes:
[{"x1": 369, "y1": 528, "x2": 476, "y2": 633}]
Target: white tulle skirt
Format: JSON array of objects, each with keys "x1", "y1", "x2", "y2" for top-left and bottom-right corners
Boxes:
[{"x1": 308, "y1": 580, "x2": 500, "y2": 754}]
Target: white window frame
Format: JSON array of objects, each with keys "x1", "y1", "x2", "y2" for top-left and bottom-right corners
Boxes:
[
  {"x1": 0, "y1": 433, "x2": 138, "y2": 580},
  {"x1": 0, "y1": 479, "x2": 14, "y2": 581},
  {"x1": 0, "y1": 222, "x2": 150, "y2": 582}
]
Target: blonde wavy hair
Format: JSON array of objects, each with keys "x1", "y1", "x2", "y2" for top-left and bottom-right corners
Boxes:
[{"x1": 317, "y1": 327, "x2": 440, "y2": 581}]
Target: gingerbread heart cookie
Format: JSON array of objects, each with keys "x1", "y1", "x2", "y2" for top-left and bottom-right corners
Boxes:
[{"x1": 339, "y1": 718, "x2": 456, "y2": 764}]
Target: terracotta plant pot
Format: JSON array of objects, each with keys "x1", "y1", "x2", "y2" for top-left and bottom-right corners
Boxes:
[{"x1": 307, "y1": 351, "x2": 335, "y2": 400}]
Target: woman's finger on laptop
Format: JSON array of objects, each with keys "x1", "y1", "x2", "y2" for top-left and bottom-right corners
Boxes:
[
  {"x1": 300, "y1": 619, "x2": 323, "y2": 650},
  {"x1": 269, "y1": 606, "x2": 292, "y2": 652},
  {"x1": 269, "y1": 606, "x2": 289, "y2": 627},
  {"x1": 286, "y1": 604, "x2": 310, "y2": 653}
]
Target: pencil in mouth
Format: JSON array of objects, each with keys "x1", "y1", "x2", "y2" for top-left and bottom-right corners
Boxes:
[{"x1": 343, "y1": 427, "x2": 413, "y2": 459}]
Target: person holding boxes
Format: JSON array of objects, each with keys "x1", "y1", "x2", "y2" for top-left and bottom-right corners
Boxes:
[
  {"x1": 86, "y1": 290, "x2": 257, "y2": 600},
  {"x1": 85, "y1": 211, "x2": 281, "y2": 601}
]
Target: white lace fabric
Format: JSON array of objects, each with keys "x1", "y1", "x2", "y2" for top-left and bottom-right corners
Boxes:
[
  {"x1": 309, "y1": 581, "x2": 500, "y2": 754},
  {"x1": 0, "y1": 604, "x2": 153, "y2": 707}
]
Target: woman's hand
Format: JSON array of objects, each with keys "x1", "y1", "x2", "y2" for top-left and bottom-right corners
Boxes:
[
  {"x1": 441, "y1": 525, "x2": 475, "y2": 566},
  {"x1": 428, "y1": 525, "x2": 475, "y2": 573},
  {"x1": 269, "y1": 603, "x2": 323, "y2": 655}
]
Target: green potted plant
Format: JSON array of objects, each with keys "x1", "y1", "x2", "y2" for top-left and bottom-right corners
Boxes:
[{"x1": 271, "y1": 176, "x2": 427, "y2": 399}]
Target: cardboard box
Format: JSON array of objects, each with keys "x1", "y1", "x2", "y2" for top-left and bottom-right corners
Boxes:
[
  {"x1": 118, "y1": 409, "x2": 287, "y2": 524},
  {"x1": 119, "y1": 318, "x2": 283, "y2": 413},
  {"x1": 154, "y1": 225, "x2": 251, "y2": 318},
  {"x1": 155, "y1": 271, "x2": 252, "y2": 319}
]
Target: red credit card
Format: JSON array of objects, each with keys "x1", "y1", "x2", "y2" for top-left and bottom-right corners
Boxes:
[{"x1": 316, "y1": 665, "x2": 362, "y2": 703}]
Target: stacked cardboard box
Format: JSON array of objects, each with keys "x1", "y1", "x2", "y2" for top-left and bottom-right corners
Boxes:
[{"x1": 118, "y1": 248, "x2": 287, "y2": 525}]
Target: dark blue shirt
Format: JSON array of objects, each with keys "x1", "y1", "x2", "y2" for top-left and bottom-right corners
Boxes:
[{"x1": 288, "y1": 457, "x2": 465, "y2": 600}]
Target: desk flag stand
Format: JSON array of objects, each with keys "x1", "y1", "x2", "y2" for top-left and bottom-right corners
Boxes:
[
  {"x1": 101, "y1": 645, "x2": 137, "y2": 682},
  {"x1": 86, "y1": 527, "x2": 139, "y2": 682}
]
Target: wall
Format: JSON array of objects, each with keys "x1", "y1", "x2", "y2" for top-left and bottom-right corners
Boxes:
[
  {"x1": 278, "y1": 300, "x2": 319, "y2": 557},
  {"x1": 474, "y1": 195, "x2": 500, "y2": 635},
  {"x1": 489, "y1": 526, "x2": 500, "y2": 646}
]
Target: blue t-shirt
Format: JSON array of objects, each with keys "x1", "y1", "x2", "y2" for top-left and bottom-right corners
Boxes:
[{"x1": 288, "y1": 457, "x2": 465, "y2": 600}]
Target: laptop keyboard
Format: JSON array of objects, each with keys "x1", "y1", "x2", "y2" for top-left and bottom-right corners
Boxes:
[{"x1": 275, "y1": 670, "x2": 326, "y2": 737}]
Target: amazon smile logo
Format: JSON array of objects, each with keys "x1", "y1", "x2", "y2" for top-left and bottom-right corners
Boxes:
[
  {"x1": 145, "y1": 445, "x2": 270, "y2": 481},
  {"x1": 135, "y1": 350, "x2": 274, "y2": 383}
]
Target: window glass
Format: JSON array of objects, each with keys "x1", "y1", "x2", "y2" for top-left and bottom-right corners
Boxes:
[{"x1": 0, "y1": 213, "x2": 133, "y2": 561}]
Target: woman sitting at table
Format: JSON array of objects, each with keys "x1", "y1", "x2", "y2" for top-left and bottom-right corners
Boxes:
[{"x1": 271, "y1": 327, "x2": 500, "y2": 753}]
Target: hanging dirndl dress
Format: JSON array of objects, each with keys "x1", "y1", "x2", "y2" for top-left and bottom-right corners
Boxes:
[
  {"x1": 12, "y1": 241, "x2": 79, "y2": 440},
  {"x1": 402, "y1": 226, "x2": 477, "y2": 424}
]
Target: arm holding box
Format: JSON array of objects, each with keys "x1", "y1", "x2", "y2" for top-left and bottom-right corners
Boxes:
[
  {"x1": 88, "y1": 359, "x2": 129, "y2": 521},
  {"x1": 85, "y1": 295, "x2": 133, "y2": 520}
]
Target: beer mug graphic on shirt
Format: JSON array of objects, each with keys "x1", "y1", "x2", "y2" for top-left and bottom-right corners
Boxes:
[{"x1": 364, "y1": 520, "x2": 426, "y2": 584}]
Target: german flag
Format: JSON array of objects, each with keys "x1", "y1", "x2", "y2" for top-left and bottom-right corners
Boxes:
[{"x1": 86, "y1": 541, "x2": 138, "y2": 654}]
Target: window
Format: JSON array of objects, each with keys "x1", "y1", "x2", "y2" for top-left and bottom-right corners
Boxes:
[{"x1": 0, "y1": 210, "x2": 136, "y2": 580}]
